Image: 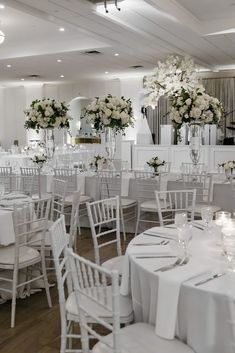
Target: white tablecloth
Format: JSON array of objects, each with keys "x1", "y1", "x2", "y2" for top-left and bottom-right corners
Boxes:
[{"x1": 120, "y1": 225, "x2": 235, "y2": 353}]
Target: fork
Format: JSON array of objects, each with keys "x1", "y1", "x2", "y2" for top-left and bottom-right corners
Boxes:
[{"x1": 154, "y1": 256, "x2": 189, "y2": 272}]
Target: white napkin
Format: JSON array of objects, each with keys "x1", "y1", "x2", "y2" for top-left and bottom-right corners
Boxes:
[
  {"x1": 0, "y1": 210, "x2": 15, "y2": 246},
  {"x1": 144, "y1": 226, "x2": 177, "y2": 240},
  {"x1": 156, "y1": 257, "x2": 209, "y2": 339}
]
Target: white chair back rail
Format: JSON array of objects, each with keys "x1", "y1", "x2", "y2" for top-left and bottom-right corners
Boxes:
[
  {"x1": 20, "y1": 167, "x2": 42, "y2": 198},
  {"x1": 97, "y1": 170, "x2": 122, "y2": 199},
  {"x1": 155, "y1": 189, "x2": 196, "y2": 226},
  {"x1": 86, "y1": 196, "x2": 122, "y2": 265},
  {"x1": 0, "y1": 166, "x2": 13, "y2": 192},
  {"x1": 51, "y1": 178, "x2": 68, "y2": 221},
  {"x1": 181, "y1": 173, "x2": 212, "y2": 205},
  {"x1": 53, "y1": 168, "x2": 78, "y2": 195},
  {"x1": 181, "y1": 162, "x2": 206, "y2": 174}
]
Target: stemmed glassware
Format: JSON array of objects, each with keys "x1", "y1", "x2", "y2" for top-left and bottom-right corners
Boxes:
[
  {"x1": 221, "y1": 219, "x2": 235, "y2": 272},
  {"x1": 201, "y1": 206, "x2": 213, "y2": 231},
  {"x1": 174, "y1": 212, "x2": 190, "y2": 258}
]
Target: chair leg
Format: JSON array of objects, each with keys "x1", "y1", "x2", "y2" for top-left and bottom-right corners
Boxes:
[
  {"x1": 120, "y1": 208, "x2": 126, "y2": 241},
  {"x1": 41, "y1": 258, "x2": 52, "y2": 308},
  {"x1": 60, "y1": 319, "x2": 68, "y2": 353},
  {"x1": 11, "y1": 268, "x2": 18, "y2": 328},
  {"x1": 135, "y1": 205, "x2": 141, "y2": 236}
]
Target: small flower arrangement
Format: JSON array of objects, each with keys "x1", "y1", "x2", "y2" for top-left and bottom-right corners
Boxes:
[
  {"x1": 24, "y1": 98, "x2": 71, "y2": 131},
  {"x1": 31, "y1": 154, "x2": 47, "y2": 166},
  {"x1": 147, "y1": 156, "x2": 165, "y2": 173},
  {"x1": 85, "y1": 94, "x2": 134, "y2": 134},
  {"x1": 219, "y1": 160, "x2": 235, "y2": 171},
  {"x1": 89, "y1": 155, "x2": 107, "y2": 170},
  {"x1": 169, "y1": 87, "x2": 223, "y2": 129}
]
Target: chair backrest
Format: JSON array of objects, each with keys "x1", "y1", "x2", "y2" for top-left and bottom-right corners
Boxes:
[
  {"x1": 181, "y1": 162, "x2": 206, "y2": 174},
  {"x1": 133, "y1": 171, "x2": 160, "y2": 202},
  {"x1": 49, "y1": 216, "x2": 72, "y2": 322},
  {"x1": 86, "y1": 196, "x2": 122, "y2": 265},
  {"x1": 53, "y1": 168, "x2": 78, "y2": 195},
  {"x1": 15, "y1": 175, "x2": 35, "y2": 196},
  {"x1": 181, "y1": 173, "x2": 212, "y2": 204},
  {"x1": 51, "y1": 178, "x2": 67, "y2": 221},
  {"x1": 67, "y1": 248, "x2": 120, "y2": 353},
  {"x1": 97, "y1": 170, "x2": 122, "y2": 199},
  {"x1": 0, "y1": 166, "x2": 13, "y2": 193},
  {"x1": 12, "y1": 200, "x2": 48, "y2": 264},
  {"x1": 155, "y1": 189, "x2": 196, "y2": 226},
  {"x1": 20, "y1": 167, "x2": 41, "y2": 198}
]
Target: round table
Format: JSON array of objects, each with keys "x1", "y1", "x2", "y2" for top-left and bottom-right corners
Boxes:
[{"x1": 120, "y1": 224, "x2": 235, "y2": 353}]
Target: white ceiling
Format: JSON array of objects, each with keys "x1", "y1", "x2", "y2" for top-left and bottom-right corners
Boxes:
[{"x1": 0, "y1": 0, "x2": 235, "y2": 86}]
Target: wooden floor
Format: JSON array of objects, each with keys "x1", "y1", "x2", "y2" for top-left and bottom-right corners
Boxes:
[{"x1": 0, "y1": 228, "x2": 133, "y2": 353}]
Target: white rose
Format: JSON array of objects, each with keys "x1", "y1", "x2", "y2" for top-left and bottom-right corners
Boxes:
[{"x1": 185, "y1": 98, "x2": 191, "y2": 106}]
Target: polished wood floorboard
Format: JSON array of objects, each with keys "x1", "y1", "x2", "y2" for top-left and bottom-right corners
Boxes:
[{"x1": 0, "y1": 228, "x2": 133, "y2": 353}]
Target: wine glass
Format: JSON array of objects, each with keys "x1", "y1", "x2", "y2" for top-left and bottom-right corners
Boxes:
[
  {"x1": 174, "y1": 212, "x2": 187, "y2": 230},
  {"x1": 201, "y1": 206, "x2": 213, "y2": 230},
  {"x1": 177, "y1": 224, "x2": 192, "y2": 259}
]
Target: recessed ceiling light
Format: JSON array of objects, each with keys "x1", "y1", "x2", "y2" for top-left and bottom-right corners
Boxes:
[
  {"x1": 0, "y1": 4, "x2": 5, "y2": 9},
  {"x1": 57, "y1": 59, "x2": 62, "y2": 62},
  {"x1": 105, "y1": 71, "x2": 109, "y2": 74},
  {"x1": 114, "y1": 53, "x2": 119, "y2": 56},
  {"x1": 60, "y1": 74, "x2": 64, "y2": 78},
  {"x1": 59, "y1": 27, "x2": 65, "y2": 32},
  {"x1": 20, "y1": 78, "x2": 25, "y2": 81},
  {"x1": 6, "y1": 64, "x2": 11, "y2": 68}
]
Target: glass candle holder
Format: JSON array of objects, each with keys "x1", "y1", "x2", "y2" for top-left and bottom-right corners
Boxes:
[
  {"x1": 222, "y1": 219, "x2": 235, "y2": 271},
  {"x1": 214, "y1": 211, "x2": 231, "y2": 246}
]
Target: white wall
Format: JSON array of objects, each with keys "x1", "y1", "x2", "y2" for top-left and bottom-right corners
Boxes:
[{"x1": 0, "y1": 76, "x2": 150, "y2": 149}]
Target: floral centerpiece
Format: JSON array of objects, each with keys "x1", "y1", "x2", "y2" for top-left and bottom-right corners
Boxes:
[
  {"x1": 147, "y1": 156, "x2": 165, "y2": 174},
  {"x1": 31, "y1": 154, "x2": 47, "y2": 168},
  {"x1": 219, "y1": 160, "x2": 235, "y2": 180},
  {"x1": 89, "y1": 155, "x2": 107, "y2": 171},
  {"x1": 24, "y1": 98, "x2": 71, "y2": 131},
  {"x1": 169, "y1": 87, "x2": 223, "y2": 129},
  {"x1": 85, "y1": 94, "x2": 134, "y2": 134}
]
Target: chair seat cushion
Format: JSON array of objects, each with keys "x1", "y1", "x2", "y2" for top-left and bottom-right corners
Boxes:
[
  {"x1": 65, "y1": 194, "x2": 92, "y2": 205},
  {"x1": 0, "y1": 245, "x2": 40, "y2": 266},
  {"x1": 92, "y1": 322, "x2": 194, "y2": 353},
  {"x1": 101, "y1": 255, "x2": 125, "y2": 275},
  {"x1": 121, "y1": 198, "x2": 137, "y2": 208},
  {"x1": 140, "y1": 199, "x2": 170, "y2": 212},
  {"x1": 188, "y1": 204, "x2": 221, "y2": 214},
  {"x1": 66, "y1": 286, "x2": 133, "y2": 322}
]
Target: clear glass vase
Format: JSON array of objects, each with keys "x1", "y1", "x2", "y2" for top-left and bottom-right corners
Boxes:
[
  {"x1": 225, "y1": 168, "x2": 233, "y2": 181},
  {"x1": 104, "y1": 127, "x2": 116, "y2": 160},
  {"x1": 189, "y1": 124, "x2": 202, "y2": 172},
  {"x1": 44, "y1": 129, "x2": 55, "y2": 160}
]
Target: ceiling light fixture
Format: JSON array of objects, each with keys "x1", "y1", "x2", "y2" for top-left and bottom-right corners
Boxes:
[
  {"x1": 6, "y1": 64, "x2": 11, "y2": 68},
  {"x1": 57, "y1": 59, "x2": 62, "y2": 62},
  {"x1": 20, "y1": 78, "x2": 25, "y2": 81},
  {"x1": 0, "y1": 30, "x2": 5, "y2": 44},
  {"x1": 0, "y1": 4, "x2": 5, "y2": 9},
  {"x1": 60, "y1": 74, "x2": 64, "y2": 78},
  {"x1": 59, "y1": 27, "x2": 65, "y2": 32},
  {"x1": 105, "y1": 71, "x2": 109, "y2": 74},
  {"x1": 114, "y1": 53, "x2": 119, "y2": 56}
]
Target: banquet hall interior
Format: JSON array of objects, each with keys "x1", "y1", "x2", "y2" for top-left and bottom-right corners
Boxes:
[{"x1": 0, "y1": 1, "x2": 235, "y2": 353}]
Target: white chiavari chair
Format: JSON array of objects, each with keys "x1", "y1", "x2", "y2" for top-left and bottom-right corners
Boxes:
[
  {"x1": 181, "y1": 173, "x2": 221, "y2": 216},
  {"x1": 20, "y1": 166, "x2": 48, "y2": 199},
  {"x1": 50, "y1": 178, "x2": 68, "y2": 222},
  {"x1": 66, "y1": 190, "x2": 81, "y2": 252},
  {"x1": 181, "y1": 162, "x2": 206, "y2": 174},
  {"x1": 50, "y1": 217, "x2": 133, "y2": 353},
  {"x1": 68, "y1": 248, "x2": 193, "y2": 353},
  {"x1": 86, "y1": 196, "x2": 124, "y2": 275},
  {"x1": 155, "y1": 189, "x2": 196, "y2": 226},
  {"x1": 134, "y1": 171, "x2": 161, "y2": 235},
  {"x1": 0, "y1": 200, "x2": 52, "y2": 327},
  {"x1": 98, "y1": 170, "x2": 137, "y2": 241},
  {"x1": 0, "y1": 166, "x2": 13, "y2": 192}
]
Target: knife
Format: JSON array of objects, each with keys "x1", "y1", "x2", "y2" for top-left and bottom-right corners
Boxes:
[
  {"x1": 195, "y1": 272, "x2": 226, "y2": 286},
  {"x1": 135, "y1": 255, "x2": 177, "y2": 259}
]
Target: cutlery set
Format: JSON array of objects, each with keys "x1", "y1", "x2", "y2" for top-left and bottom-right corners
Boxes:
[
  {"x1": 194, "y1": 272, "x2": 226, "y2": 286},
  {"x1": 132, "y1": 240, "x2": 169, "y2": 246},
  {"x1": 154, "y1": 256, "x2": 189, "y2": 272}
]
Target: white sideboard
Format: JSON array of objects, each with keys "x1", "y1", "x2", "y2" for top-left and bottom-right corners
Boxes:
[{"x1": 132, "y1": 145, "x2": 235, "y2": 172}]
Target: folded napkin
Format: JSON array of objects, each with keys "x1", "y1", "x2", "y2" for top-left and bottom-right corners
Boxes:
[
  {"x1": 145, "y1": 226, "x2": 177, "y2": 240},
  {"x1": 156, "y1": 258, "x2": 209, "y2": 339}
]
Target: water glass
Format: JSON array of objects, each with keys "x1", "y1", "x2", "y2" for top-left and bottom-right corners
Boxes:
[
  {"x1": 177, "y1": 224, "x2": 192, "y2": 258},
  {"x1": 222, "y1": 221, "x2": 235, "y2": 272},
  {"x1": 174, "y1": 212, "x2": 188, "y2": 230},
  {"x1": 215, "y1": 211, "x2": 231, "y2": 246},
  {"x1": 201, "y1": 206, "x2": 213, "y2": 229}
]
